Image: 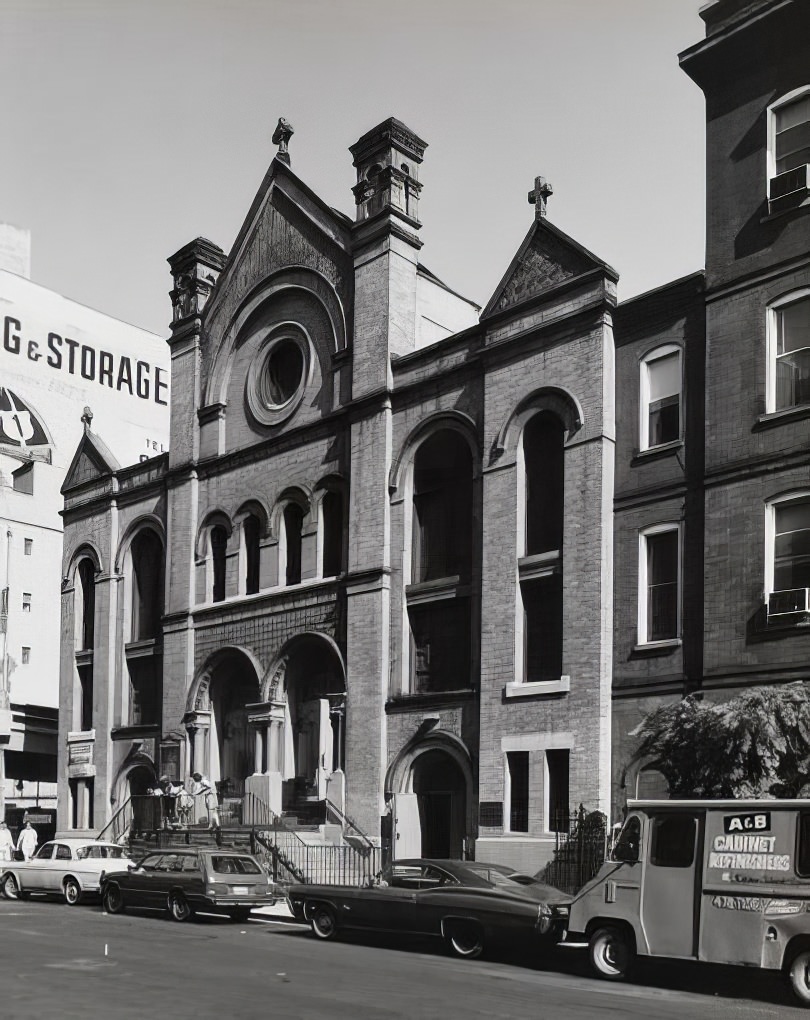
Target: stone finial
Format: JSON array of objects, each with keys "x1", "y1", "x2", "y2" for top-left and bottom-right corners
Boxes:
[
  {"x1": 81, "y1": 406, "x2": 93, "y2": 432},
  {"x1": 272, "y1": 117, "x2": 294, "y2": 164},
  {"x1": 528, "y1": 176, "x2": 553, "y2": 219}
]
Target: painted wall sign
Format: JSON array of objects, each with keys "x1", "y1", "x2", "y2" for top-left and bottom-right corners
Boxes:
[
  {"x1": 3, "y1": 316, "x2": 167, "y2": 405},
  {"x1": 709, "y1": 833, "x2": 790, "y2": 872},
  {"x1": 723, "y1": 812, "x2": 771, "y2": 834}
]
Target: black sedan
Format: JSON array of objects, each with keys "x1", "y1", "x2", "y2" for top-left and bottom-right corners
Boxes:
[
  {"x1": 100, "y1": 848, "x2": 278, "y2": 922},
  {"x1": 287, "y1": 858, "x2": 571, "y2": 958}
]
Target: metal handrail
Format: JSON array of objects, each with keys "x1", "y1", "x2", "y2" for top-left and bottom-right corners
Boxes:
[
  {"x1": 95, "y1": 797, "x2": 133, "y2": 843},
  {"x1": 324, "y1": 797, "x2": 375, "y2": 850}
]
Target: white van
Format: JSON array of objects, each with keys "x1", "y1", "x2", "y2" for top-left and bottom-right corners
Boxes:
[{"x1": 567, "y1": 799, "x2": 810, "y2": 1006}]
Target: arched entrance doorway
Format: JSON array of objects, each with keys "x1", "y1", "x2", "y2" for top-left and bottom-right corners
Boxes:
[
  {"x1": 412, "y1": 750, "x2": 466, "y2": 859},
  {"x1": 189, "y1": 648, "x2": 262, "y2": 798},
  {"x1": 280, "y1": 635, "x2": 346, "y2": 809}
]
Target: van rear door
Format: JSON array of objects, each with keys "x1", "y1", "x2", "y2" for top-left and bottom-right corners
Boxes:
[{"x1": 640, "y1": 811, "x2": 702, "y2": 958}]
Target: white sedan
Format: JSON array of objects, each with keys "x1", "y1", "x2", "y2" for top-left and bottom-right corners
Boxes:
[{"x1": 0, "y1": 838, "x2": 134, "y2": 905}]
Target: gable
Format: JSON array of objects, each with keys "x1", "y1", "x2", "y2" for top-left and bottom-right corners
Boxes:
[
  {"x1": 61, "y1": 430, "x2": 120, "y2": 494},
  {"x1": 482, "y1": 220, "x2": 616, "y2": 320}
]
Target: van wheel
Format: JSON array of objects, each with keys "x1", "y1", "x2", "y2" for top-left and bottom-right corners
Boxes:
[
  {"x1": 445, "y1": 921, "x2": 484, "y2": 959},
  {"x1": 310, "y1": 904, "x2": 338, "y2": 940},
  {"x1": 589, "y1": 926, "x2": 633, "y2": 980},
  {"x1": 788, "y1": 950, "x2": 810, "y2": 1005},
  {"x1": 64, "y1": 877, "x2": 82, "y2": 906}
]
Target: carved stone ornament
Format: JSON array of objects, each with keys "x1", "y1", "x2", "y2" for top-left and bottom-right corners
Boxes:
[
  {"x1": 272, "y1": 118, "x2": 294, "y2": 163},
  {"x1": 194, "y1": 671, "x2": 212, "y2": 711}
]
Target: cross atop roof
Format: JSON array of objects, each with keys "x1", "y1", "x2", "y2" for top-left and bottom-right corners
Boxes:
[{"x1": 528, "y1": 176, "x2": 553, "y2": 219}]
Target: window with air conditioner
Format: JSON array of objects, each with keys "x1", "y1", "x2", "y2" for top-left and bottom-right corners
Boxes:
[
  {"x1": 766, "y1": 494, "x2": 810, "y2": 617},
  {"x1": 638, "y1": 525, "x2": 680, "y2": 644},
  {"x1": 768, "y1": 291, "x2": 810, "y2": 413},
  {"x1": 640, "y1": 346, "x2": 682, "y2": 451},
  {"x1": 768, "y1": 88, "x2": 810, "y2": 212}
]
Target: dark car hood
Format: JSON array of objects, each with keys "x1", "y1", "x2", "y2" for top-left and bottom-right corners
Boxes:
[{"x1": 502, "y1": 881, "x2": 572, "y2": 905}]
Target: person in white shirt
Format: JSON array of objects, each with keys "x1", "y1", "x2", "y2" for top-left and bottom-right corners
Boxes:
[
  {"x1": 0, "y1": 821, "x2": 14, "y2": 862},
  {"x1": 17, "y1": 821, "x2": 38, "y2": 860},
  {"x1": 189, "y1": 772, "x2": 220, "y2": 829}
]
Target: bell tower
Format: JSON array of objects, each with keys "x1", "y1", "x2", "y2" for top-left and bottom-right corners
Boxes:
[{"x1": 350, "y1": 117, "x2": 425, "y2": 227}]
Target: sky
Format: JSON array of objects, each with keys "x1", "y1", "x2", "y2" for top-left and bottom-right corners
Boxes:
[{"x1": 2, "y1": 0, "x2": 707, "y2": 338}]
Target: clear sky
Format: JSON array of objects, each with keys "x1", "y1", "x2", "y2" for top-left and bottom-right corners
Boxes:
[{"x1": 2, "y1": 0, "x2": 706, "y2": 337}]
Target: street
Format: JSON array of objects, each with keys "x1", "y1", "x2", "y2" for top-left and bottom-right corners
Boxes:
[{"x1": 0, "y1": 898, "x2": 803, "y2": 1019}]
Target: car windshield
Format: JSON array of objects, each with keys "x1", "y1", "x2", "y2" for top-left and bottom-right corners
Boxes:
[
  {"x1": 75, "y1": 845, "x2": 129, "y2": 860},
  {"x1": 209, "y1": 855, "x2": 262, "y2": 875}
]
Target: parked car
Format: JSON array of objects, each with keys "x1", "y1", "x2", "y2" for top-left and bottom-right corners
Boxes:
[
  {"x1": 0, "y1": 839, "x2": 133, "y2": 905},
  {"x1": 287, "y1": 858, "x2": 571, "y2": 958},
  {"x1": 99, "y1": 848, "x2": 278, "y2": 922}
]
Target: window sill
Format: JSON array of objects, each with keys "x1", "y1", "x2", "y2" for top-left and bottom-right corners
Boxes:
[
  {"x1": 631, "y1": 638, "x2": 682, "y2": 657},
  {"x1": 753, "y1": 404, "x2": 810, "y2": 432},
  {"x1": 504, "y1": 677, "x2": 570, "y2": 698},
  {"x1": 631, "y1": 440, "x2": 683, "y2": 466},
  {"x1": 518, "y1": 551, "x2": 560, "y2": 581},
  {"x1": 762, "y1": 193, "x2": 810, "y2": 221},
  {"x1": 386, "y1": 689, "x2": 476, "y2": 712},
  {"x1": 125, "y1": 638, "x2": 162, "y2": 659},
  {"x1": 74, "y1": 649, "x2": 94, "y2": 666},
  {"x1": 111, "y1": 724, "x2": 161, "y2": 740},
  {"x1": 405, "y1": 577, "x2": 470, "y2": 605}
]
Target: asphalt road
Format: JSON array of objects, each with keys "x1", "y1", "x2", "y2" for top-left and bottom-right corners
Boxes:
[{"x1": 0, "y1": 897, "x2": 805, "y2": 1020}]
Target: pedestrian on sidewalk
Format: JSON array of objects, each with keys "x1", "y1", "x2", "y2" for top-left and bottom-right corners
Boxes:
[
  {"x1": 17, "y1": 821, "x2": 38, "y2": 860},
  {"x1": 0, "y1": 821, "x2": 14, "y2": 862}
]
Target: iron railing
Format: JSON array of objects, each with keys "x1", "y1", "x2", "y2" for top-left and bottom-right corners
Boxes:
[{"x1": 538, "y1": 804, "x2": 608, "y2": 895}]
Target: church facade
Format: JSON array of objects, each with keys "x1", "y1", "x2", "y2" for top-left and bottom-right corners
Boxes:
[{"x1": 57, "y1": 117, "x2": 615, "y2": 868}]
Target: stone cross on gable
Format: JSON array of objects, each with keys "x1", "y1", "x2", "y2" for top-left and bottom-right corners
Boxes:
[{"x1": 528, "y1": 176, "x2": 553, "y2": 219}]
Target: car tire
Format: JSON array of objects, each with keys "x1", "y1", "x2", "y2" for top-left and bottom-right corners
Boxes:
[
  {"x1": 103, "y1": 884, "x2": 125, "y2": 915},
  {"x1": 229, "y1": 908, "x2": 251, "y2": 923},
  {"x1": 445, "y1": 921, "x2": 484, "y2": 960},
  {"x1": 589, "y1": 925, "x2": 634, "y2": 980},
  {"x1": 788, "y1": 950, "x2": 810, "y2": 1006},
  {"x1": 310, "y1": 904, "x2": 338, "y2": 940},
  {"x1": 168, "y1": 891, "x2": 193, "y2": 923},
  {"x1": 2, "y1": 873, "x2": 21, "y2": 900},
  {"x1": 64, "y1": 877, "x2": 82, "y2": 906}
]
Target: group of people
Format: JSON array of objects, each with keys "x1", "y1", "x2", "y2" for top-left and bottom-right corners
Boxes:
[
  {"x1": 143, "y1": 772, "x2": 220, "y2": 831},
  {"x1": 0, "y1": 820, "x2": 38, "y2": 862}
]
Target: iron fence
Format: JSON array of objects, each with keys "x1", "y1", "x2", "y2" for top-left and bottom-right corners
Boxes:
[
  {"x1": 254, "y1": 828, "x2": 382, "y2": 887},
  {"x1": 538, "y1": 804, "x2": 608, "y2": 895}
]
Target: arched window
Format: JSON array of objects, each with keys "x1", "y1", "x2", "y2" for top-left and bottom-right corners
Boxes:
[
  {"x1": 243, "y1": 514, "x2": 261, "y2": 595},
  {"x1": 412, "y1": 430, "x2": 472, "y2": 583},
  {"x1": 211, "y1": 526, "x2": 228, "y2": 602},
  {"x1": 408, "y1": 429, "x2": 473, "y2": 693},
  {"x1": 520, "y1": 413, "x2": 565, "y2": 684},
  {"x1": 321, "y1": 491, "x2": 344, "y2": 578},
  {"x1": 524, "y1": 412, "x2": 564, "y2": 556},
  {"x1": 130, "y1": 530, "x2": 163, "y2": 640},
  {"x1": 77, "y1": 558, "x2": 95, "y2": 652},
  {"x1": 283, "y1": 504, "x2": 304, "y2": 586}
]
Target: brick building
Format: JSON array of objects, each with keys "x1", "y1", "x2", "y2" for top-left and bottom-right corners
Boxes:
[
  {"x1": 613, "y1": 0, "x2": 810, "y2": 807},
  {"x1": 58, "y1": 0, "x2": 809, "y2": 858},
  {"x1": 57, "y1": 116, "x2": 615, "y2": 867}
]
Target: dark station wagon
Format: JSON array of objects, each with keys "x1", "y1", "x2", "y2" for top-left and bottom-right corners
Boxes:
[
  {"x1": 288, "y1": 858, "x2": 571, "y2": 959},
  {"x1": 100, "y1": 848, "x2": 278, "y2": 922}
]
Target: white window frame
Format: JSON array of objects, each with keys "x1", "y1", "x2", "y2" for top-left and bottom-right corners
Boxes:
[
  {"x1": 637, "y1": 523, "x2": 681, "y2": 646},
  {"x1": 766, "y1": 288, "x2": 810, "y2": 413},
  {"x1": 765, "y1": 491, "x2": 810, "y2": 597},
  {"x1": 639, "y1": 344, "x2": 683, "y2": 452},
  {"x1": 767, "y1": 86, "x2": 810, "y2": 187}
]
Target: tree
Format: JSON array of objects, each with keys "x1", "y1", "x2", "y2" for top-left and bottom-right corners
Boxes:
[{"x1": 627, "y1": 683, "x2": 810, "y2": 799}]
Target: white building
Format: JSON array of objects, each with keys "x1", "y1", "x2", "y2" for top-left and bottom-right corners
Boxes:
[{"x1": 0, "y1": 248, "x2": 170, "y2": 819}]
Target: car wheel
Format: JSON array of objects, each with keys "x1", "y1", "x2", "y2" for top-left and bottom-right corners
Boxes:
[
  {"x1": 229, "y1": 908, "x2": 251, "y2": 923},
  {"x1": 168, "y1": 891, "x2": 193, "y2": 923},
  {"x1": 103, "y1": 884, "x2": 125, "y2": 915},
  {"x1": 310, "y1": 904, "x2": 338, "y2": 940},
  {"x1": 1, "y1": 873, "x2": 20, "y2": 900},
  {"x1": 589, "y1": 925, "x2": 634, "y2": 980},
  {"x1": 788, "y1": 950, "x2": 810, "y2": 1006},
  {"x1": 64, "y1": 878, "x2": 82, "y2": 906},
  {"x1": 445, "y1": 921, "x2": 484, "y2": 959}
]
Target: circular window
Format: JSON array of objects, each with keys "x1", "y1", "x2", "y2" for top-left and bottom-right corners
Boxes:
[
  {"x1": 260, "y1": 339, "x2": 304, "y2": 407},
  {"x1": 246, "y1": 327, "x2": 311, "y2": 427}
]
